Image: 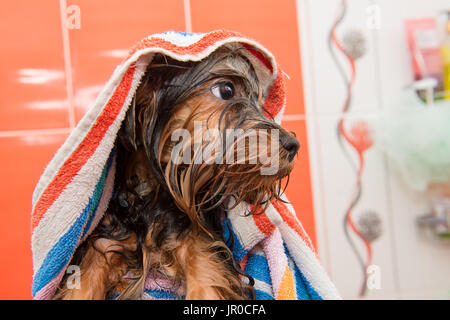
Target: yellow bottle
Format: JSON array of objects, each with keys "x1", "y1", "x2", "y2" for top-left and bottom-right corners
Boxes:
[{"x1": 442, "y1": 17, "x2": 450, "y2": 100}]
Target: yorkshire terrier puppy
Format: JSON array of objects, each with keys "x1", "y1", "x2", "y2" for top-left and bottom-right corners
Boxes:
[{"x1": 54, "y1": 44, "x2": 300, "y2": 300}]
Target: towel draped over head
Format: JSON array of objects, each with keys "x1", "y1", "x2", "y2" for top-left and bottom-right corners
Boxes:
[{"x1": 30, "y1": 30, "x2": 340, "y2": 300}]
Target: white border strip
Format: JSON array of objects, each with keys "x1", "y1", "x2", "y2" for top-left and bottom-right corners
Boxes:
[
  {"x1": 183, "y1": 0, "x2": 192, "y2": 33},
  {"x1": 59, "y1": 0, "x2": 76, "y2": 129},
  {"x1": 0, "y1": 128, "x2": 71, "y2": 138},
  {"x1": 295, "y1": 0, "x2": 332, "y2": 276}
]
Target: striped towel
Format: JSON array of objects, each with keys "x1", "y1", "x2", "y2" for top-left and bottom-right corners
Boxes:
[{"x1": 30, "y1": 30, "x2": 340, "y2": 300}]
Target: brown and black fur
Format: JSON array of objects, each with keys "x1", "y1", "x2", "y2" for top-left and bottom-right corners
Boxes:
[{"x1": 53, "y1": 44, "x2": 300, "y2": 300}]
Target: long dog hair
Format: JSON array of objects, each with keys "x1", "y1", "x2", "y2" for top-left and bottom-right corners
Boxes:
[{"x1": 54, "y1": 44, "x2": 299, "y2": 300}]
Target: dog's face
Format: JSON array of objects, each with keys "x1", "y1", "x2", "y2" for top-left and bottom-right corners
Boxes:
[{"x1": 119, "y1": 44, "x2": 299, "y2": 222}]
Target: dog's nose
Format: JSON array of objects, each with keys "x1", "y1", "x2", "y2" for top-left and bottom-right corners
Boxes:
[{"x1": 280, "y1": 134, "x2": 300, "y2": 161}]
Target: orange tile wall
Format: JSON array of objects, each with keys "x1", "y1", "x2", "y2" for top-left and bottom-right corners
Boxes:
[{"x1": 0, "y1": 0, "x2": 315, "y2": 299}]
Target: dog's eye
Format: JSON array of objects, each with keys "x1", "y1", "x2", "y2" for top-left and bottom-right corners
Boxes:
[{"x1": 211, "y1": 82, "x2": 234, "y2": 100}]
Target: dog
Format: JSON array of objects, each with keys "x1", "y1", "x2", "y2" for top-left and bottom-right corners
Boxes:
[{"x1": 53, "y1": 44, "x2": 300, "y2": 300}]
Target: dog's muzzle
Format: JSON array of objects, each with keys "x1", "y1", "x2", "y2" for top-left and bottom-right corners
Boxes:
[{"x1": 280, "y1": 134, "x2": 300, "y2": 162}]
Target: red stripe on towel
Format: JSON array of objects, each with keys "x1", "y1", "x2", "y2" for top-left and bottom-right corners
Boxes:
[
  {"x1": 241, "y1": 43, "x2": 273, "y2": 73},
  {"x1": 31, "y1": 66, "x2": 136, "y2": 230},
  {"x1": 252, "y1": 205, "x2": 276, "y2": 237},
  {"x1": 271, "y1": 200, "x2": 315, "y2": 251},
  {"x1": 128, "y1": 30, "x2": 242, "y2": 59},
  {"x1": 263, "y1": 71, "x2": 285, "y2": 119}
]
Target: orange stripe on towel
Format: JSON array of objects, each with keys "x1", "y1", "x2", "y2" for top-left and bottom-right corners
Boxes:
[{"x1": 277, "y1": 265, "x2": 296, "y2": 300}]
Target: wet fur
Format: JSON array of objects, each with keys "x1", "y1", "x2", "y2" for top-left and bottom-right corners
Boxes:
[{"x1": 54, "y1": 45, "x2": 298, "y2": 300}]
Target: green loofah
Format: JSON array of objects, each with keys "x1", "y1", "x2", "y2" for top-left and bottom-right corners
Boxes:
[{"x1": 373, "y1": 90, "x2": 450, "y2": 191}]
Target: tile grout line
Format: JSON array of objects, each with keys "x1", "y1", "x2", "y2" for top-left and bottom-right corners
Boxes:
[
  {"x1": 296, "y1": 0, "x2": 333, "y2": 276},
  {"x1": 59, "y1": 0, "x2": 76, "y2": 129},
  {"x1": 370, "y1": 0, "x2": 401, "y2": 299},
  {"x1": 183, "y1": 0, "x2": 193, "y2": 33},
  {"x1": 282, "y1": 113, "x2": 383, "y2": 121},
  {"x1": 0, "y1": 128, "x2": 72, "y2": 138}
]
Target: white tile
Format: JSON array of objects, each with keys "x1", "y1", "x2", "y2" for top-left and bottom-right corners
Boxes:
[
  {"x1": 300, "y1": 0, "x2": 450, "y2": 299},
  {"x1": 313, "y1": 114, "x2": 398, "y2": 299},
  {"x1": 305, "y1": 0, "x2": 380, "y2": 115},
  {"x1": 385, "y1": 162, "x2": 450, "y2": 294},
  {"x1": 373, "y1": 0, "x2": 450, "y2": 297}
]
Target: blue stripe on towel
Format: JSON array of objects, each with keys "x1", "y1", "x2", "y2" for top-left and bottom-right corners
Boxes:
[
  {"x1": 283, "y1": 243, "x2": 321, "y2": 300},
  {"x1": 245, "y1": 253, "x2": 274, "y2": 300},
  {"x1": 163, "y1": 31, "x2": 203, "y2": 37},
  {"x1": 244, "y1": 253, "x2": 272, "y2": 285},
  {"x1": 223, "y1": 217, "x2": 247, "y2": 263},
  {"x1": 144, "y1": 289, "x2": 181, "y2": 300},
  {"x1": 81, "y1": 151, "x2": 114, "y2": 238},
  {"x1": 287, "y1": 254, "x2": 310, "y2": 300},
  {"x1": 295, "y1": 264, "x2": 322, "y2": 300},
  {"x1": 32, "y1": 155, "x2": 113, "y2": 297},
  {"x1": 255, "y1": 289, "x2": 274, "y2": 300}
]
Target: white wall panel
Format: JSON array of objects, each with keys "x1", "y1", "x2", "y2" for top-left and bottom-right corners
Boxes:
[{"x1": 298, "y1": 0, "x2": 450, "y2": 299}]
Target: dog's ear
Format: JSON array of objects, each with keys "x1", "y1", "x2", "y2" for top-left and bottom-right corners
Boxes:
[{"x1": 119, "y1": 96, "x2": 138, "y2": 151}]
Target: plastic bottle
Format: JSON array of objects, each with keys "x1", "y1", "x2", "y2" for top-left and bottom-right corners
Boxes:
[{"x1": 442, "y1": 12, "x2": 450, "y2": 100}]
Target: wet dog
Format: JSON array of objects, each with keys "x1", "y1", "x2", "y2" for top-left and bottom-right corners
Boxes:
[{"x1": 54, "y1": 44, "x2": 300, "y2": 300}]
